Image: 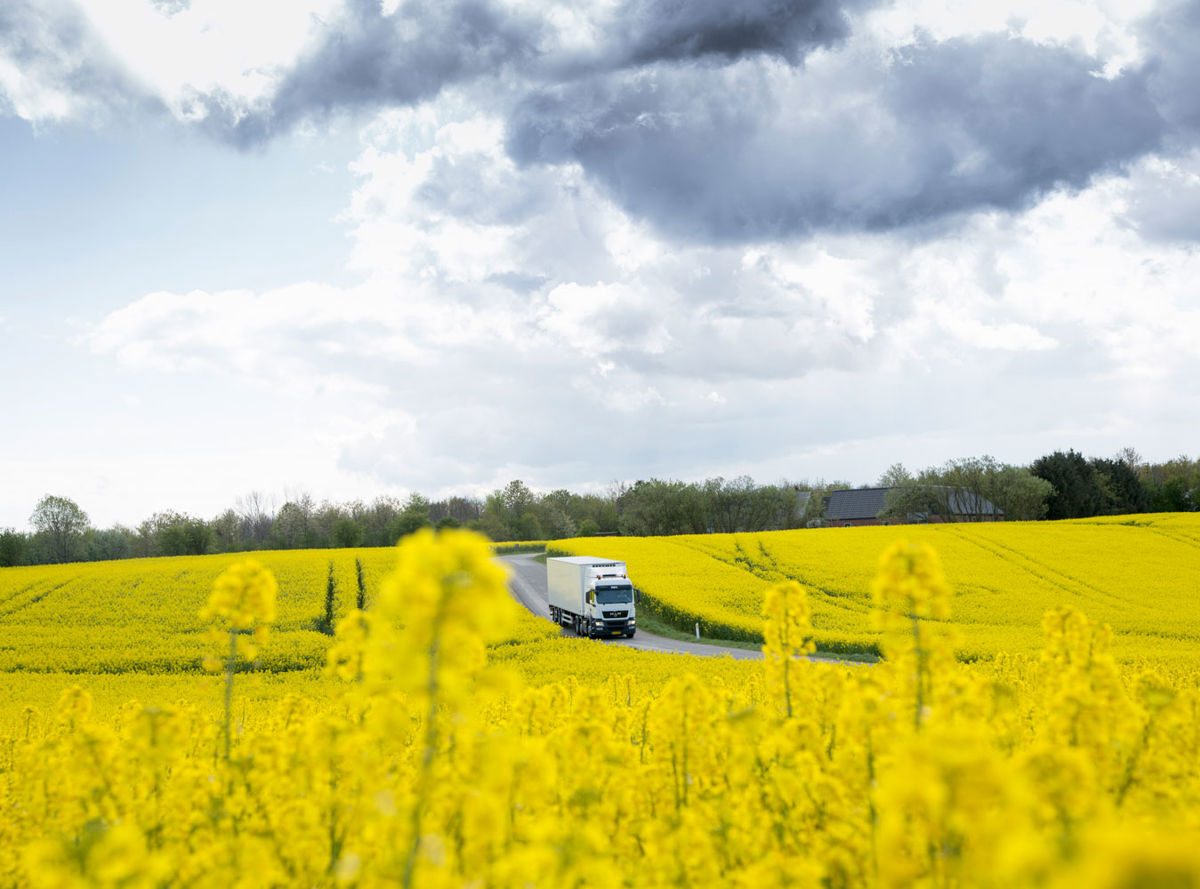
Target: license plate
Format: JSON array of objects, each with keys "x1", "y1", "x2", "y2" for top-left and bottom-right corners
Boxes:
[{"x1": 611, "y1": 630, "x2": 622, "y2": 636}]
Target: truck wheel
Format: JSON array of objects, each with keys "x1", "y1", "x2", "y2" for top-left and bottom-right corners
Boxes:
[{"x1": 626, "y1": 630, "x2": 636, "y2": 639}]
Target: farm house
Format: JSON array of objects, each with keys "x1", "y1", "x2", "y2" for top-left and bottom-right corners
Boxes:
[{"x1": 824, "y1": 486, "x2": 1004, "y2": 527}]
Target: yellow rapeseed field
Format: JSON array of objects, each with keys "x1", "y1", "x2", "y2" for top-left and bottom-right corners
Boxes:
[
  {"x1": 4, "y1": 523, "x2": 1200, "y2": 887},
  {"x1": 0, "y1": 548, "x2": 397, "y2": 674},
  {"x1": 551, "y1": 513, "x2": 1200, "y2": 663},
  {"x1": 0, "y1": 544, "x2": 753, "y2": 722}
]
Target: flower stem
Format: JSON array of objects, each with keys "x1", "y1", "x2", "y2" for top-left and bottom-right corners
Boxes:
[{"x1": 224, "y1": 629, "x2": 236, "y2": 762}]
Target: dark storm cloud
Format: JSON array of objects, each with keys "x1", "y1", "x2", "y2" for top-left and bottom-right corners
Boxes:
[
  {"x1": 1118, "y1": 0, "x2": 1200, "y2": 244},
  {"x1": 1140, "y1": 0, "x2": 1200, "y2": 136},
  {"x1": 0, "y1": 1, "x2": 160, "y2": 119},
  {"x1": 9, "y1": 0, "x2": 1200, "y2": 242},
  {"x1": 192, "y1": 0, "x2": 865, "y2": 145},
  {"x1": 192, "y1": 0, "x2": 545, "y2": 145},
  {"x1": 880, "y1": 36, "x2": 1165, "y2": 221},
  {"x1": 610, "y1": 0, "x2": 861, "y2": 67},
  {"x1": 507, "y1": 34, "x2": 1166, "y2": 242}
]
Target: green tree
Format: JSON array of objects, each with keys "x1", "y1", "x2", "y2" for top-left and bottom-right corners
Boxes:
[
  {"x1": 1031, "y1": 450, "x2": 1104, "y2": 519},
  {"x1": 988, "y1": 465, "x2": 1054, "y2": 521},
  {"x1": 932, "y1": 456, "x2": 1005, "y2": 521},
  {"x1": 331, "y1": 517, "x2": 364, "y2": 548},
  {"x1": 482, "y1": 480, "x2": 543, "y2": 540},
  {"x1": 475, "y1": 510, "x2": 510, "y2": 542},
  {"x1": 86, "y1": 527, "x2": 135, "y2": 561},
  {"x1": 0, "y1": 528, "x2": 26, "y2": 567},
  {"x1": 311, "y1": 501, "x2": 346, "y2": 548},
  {"x1": 589, "y1": 489, "x2": 622, "y2": 533},
  {"x1": 430, "y1": 496, "x2": 483, "y2": 526},
  {"x1": 702, "y1": 476, "x2": 780, "y2": 533},
  {"x1": 389, "y1": 493, "x2": 433, "y2": 541},
  {"x1": 273, "y1": 499, "x2": 317, "y2": 549},
  {"x1": 879, "y1": 483, "x2": 942, "y2": 524},
  {"x1": 933, "y1": 456, "x2": 1050, "y2": 521},
  {"x1": 617, "y1": 479, "x2": 707, "y2": 536},
  {"x1": 358, "y1": 497, "x2": 402, "y2": 547},
  {"x1": 30, "y1": 495, "x2": 90, "y2": 563},
  {"x1": 172, "y1": 516, "x2": 213, "y2": 556},
  {"x1": 208, "y1": 509, "x2": 242, "y2": 553},
  {"x1": 517, "y1": 512, "x2": 545, "y2": 541},
  {"x1": 1139, "y1": 454, "x2": 1198, "y2": 512},
  {"x1": 1090, "y1": 456, "x2": 1148, "y2": 515},
  {"x1": 538, "y1": 504, "x2": 576, "y2": 540},
  {"x1": 500, "y1": 480, "x2": 536, "y2": 516},
  {"x1": 144, "y1": 511, "x2": 212, "y2": 556},
  {"x1": 1154, "y1": 476, "x2": 1195, "y2": 511},
  {"x1": 877, "y1": 463, "x2": 913, "y2": 487}
]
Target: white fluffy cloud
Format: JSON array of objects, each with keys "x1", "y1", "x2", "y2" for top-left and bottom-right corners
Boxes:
[{"x1": 82, "y1": 95, "x2": 1200, "y2": 504}]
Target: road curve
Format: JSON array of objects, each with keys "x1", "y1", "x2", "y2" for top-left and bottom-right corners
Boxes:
[{"x1": 499, "y1": 553, "x2": 764, "y2": 661}]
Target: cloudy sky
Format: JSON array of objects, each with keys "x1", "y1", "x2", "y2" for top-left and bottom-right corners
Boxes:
[{"x1": 2, "y1": 0, "x2": 1199, "y2": 529}]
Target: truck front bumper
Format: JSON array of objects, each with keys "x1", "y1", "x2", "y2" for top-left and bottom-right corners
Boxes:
[{"x1": 593, "y1": 619, "x2": 636, "y2": 637}]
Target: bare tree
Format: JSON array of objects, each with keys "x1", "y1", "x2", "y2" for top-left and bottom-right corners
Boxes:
[
  {"x1": 236, "y1": 491, "x2": 276, "y2": 546},
  {"x1": 1116, "y1": 446, "x2": 1142, "y2": 471}
]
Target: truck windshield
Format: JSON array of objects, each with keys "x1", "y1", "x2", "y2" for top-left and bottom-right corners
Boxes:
[{"x1": 595, "y1": 585, "x2": 633, "y2": 604}]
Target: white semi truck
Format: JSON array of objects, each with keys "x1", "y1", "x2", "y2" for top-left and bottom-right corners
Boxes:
[{"x1": 546, "y1": 556, "x2": 637, "y2": 639}]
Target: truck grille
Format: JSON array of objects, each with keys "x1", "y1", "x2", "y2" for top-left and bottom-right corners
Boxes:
[{"x1": 603, "y1": 610, "x2": 629, "y2": 618}]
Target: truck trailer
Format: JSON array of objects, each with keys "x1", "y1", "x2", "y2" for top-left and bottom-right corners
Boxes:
[{"x1": 546, "y1": 556, "x2": 637, "y2": 639}]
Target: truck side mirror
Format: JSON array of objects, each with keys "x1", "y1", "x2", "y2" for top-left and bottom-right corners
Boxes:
[{"x1": 587, "y1": 591, "x2": 595, "y2": 604}]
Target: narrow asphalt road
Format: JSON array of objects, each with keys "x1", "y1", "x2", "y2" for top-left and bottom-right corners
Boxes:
[{"x1": 499, "y1": 552, "x2": 764, "y2": 661}]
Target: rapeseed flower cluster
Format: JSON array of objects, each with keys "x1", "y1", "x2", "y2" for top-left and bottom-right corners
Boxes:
[
  {"x1": 761, "y1": 580, "x2": 815, "y2": 717},
  {"x1": 200, "y1": 558, "x2": 277, "y2": 668},
  {"x1": 5, "y1": 530, "x2": 1200, "y2": 887},
  {"x1": 869, "y1": 539, "x2": 950, "y2": 624}
]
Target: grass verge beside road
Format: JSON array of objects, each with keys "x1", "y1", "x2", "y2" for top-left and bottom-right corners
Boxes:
[
  {"x1": 635, "y1": 611, "x2": 761, "y2": 651},
  {"x1": 635, "y1": 611, "x2": 878, "y2": 661}
]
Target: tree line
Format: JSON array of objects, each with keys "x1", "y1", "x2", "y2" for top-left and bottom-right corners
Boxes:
[
  {"x1": 1, "y1": 448, "x2": 1196, "y2": 566},
  {"x1": 877, "y1": 449, "x2": 1197, "y2": 523},
  {"x1": 0, "y1": 477, "x2": 833, "y2": 567}
]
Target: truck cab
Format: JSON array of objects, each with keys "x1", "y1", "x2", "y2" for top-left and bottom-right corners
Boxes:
[{"x1": 588, "y1": 577, "x2": 636, "y2": 637}]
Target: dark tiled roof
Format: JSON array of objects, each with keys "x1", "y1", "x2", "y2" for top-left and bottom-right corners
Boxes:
[
  {"x1": 825, "y1": 484, "x2": 1003, "y2": 520},
  {"x1": 826, "y1": 488, "x2": 889, "y2": 520},
  {"x1": 825, "y1": 486, "x2": 1004, "y2": 521}
]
